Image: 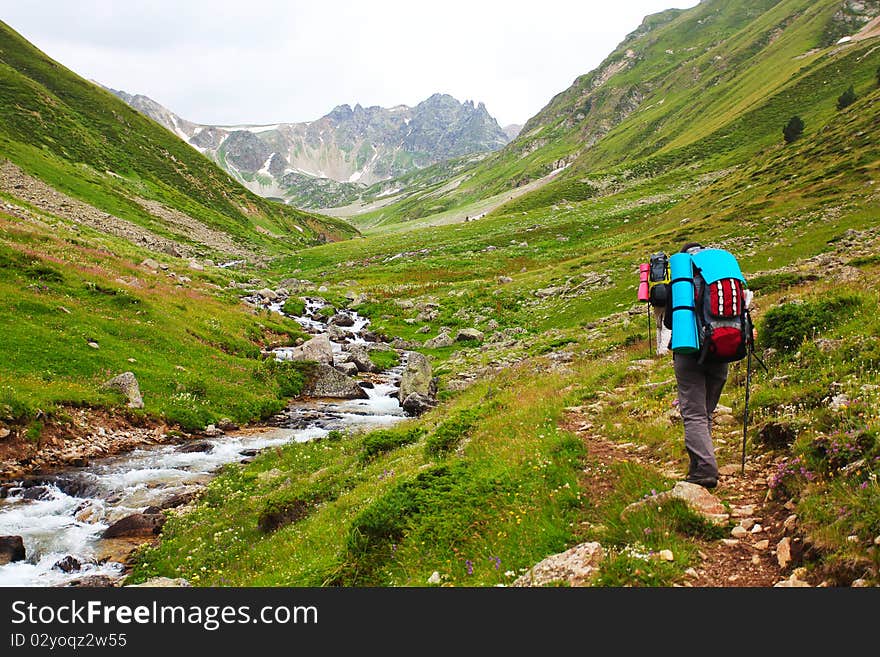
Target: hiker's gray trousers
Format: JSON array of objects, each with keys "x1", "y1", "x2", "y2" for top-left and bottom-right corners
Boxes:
[{"x1": 673, "y1": 353, "x2": 728, "y2": 481}]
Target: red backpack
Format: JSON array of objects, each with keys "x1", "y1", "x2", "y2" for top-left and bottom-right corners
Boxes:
[{"x1": 690, "y1": 249, "x2": 753, "y2": 364}]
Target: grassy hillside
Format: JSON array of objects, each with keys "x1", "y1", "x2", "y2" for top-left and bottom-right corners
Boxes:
[
  {"x1": 0, "y1": 21, "x2": 360, "y2": 439},
  {"x1": 0, "y1": 21, "x2": 357, "y2": 253},
  {"x1": 351, "y1": 0, "x2": 880, "y2": 227}
]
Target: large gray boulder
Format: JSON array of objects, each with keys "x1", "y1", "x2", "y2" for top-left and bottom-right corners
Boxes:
[
  {"x1": 424, "y1": 333, "x2": 454, "y2": 349},
  {"x1": 303, "y1": 364, "x2": 368, "y2": 399},
  {"x1": 0, "y1": 536, "x2": 25, "y2": 565},
  {"x1": 455, "y1": 328, "x2": 485, "y2": 343},
  {"x1": 286, "y1": 334, "x2": 334, "y2": 365},
  {"x1": 398, "y1": 352, "x2": 436, "y2": 403},
  {"x1": 102, "y1": 372, "x2": 144, "y2": 409},
  {"x1": 512, "y1": 542, "x2": 604, "y2": 587},
  {"x1": 346, "y1": 344, "x2": 378, "y2": 373},
  {"x1": 402, "y1": 393, "x2": 437, "y2": 417}
]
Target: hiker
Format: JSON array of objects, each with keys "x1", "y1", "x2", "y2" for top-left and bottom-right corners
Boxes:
[
  {"x1": 663, "y1": 241, "x2": 747, "y2": 489},
  {"x1": 654, "y1": 305, "x2": 671, "y2": 355},
  {"x1": 639, "y1": 253, "x2": 672, "y2": 355}
]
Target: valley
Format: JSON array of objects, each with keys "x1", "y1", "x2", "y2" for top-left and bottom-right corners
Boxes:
[{"x1": 1, "y1": 0, "x2": 879, "y2": 589}]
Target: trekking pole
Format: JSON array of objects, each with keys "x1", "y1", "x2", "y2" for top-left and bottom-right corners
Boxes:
[
  {"x1": 741, "y1": 322, "x2": 769, "y2": 475},
  {"x1": 741, "y1": 348, "x2": 752, "y2": 476}
]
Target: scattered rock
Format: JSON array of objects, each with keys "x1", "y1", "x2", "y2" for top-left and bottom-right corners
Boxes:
[
  {"x1": 335, "y1": 362, "x2": 359, "y2": 377},
  {"x1": 455, "y1": 328, "x2": 484, "y2": 343},
  {"x1": 783, "y1": 514, "x2": 798, "y2": 533},
  {"x1": 718, "y1": 464, "x2": 740, "y2": 476},
  {"x1": 398, "y1": 352, "x2": 436, "y2": 402},
  {"x1": 158, "y1": 489, "x2": 200, "y2": 510},
  {"x1": 658, "y1": 549, "x2": 674, "y2": 562},
  {"x1": 754, "y1": 539, "x2": 770, "y2": 550},
  {"x1": 176, "y1": 441, "x2": 214, "y2": 454},
  {"x1": 284, "y1": 334, "x2": 335, "y2": 365},
  {"x1": 774, "y1": 573, "x2": 810, "y2": 587},
  {"x1": 20, "y1": 485, "x2": 52, "y2": 501},
  {"x1": 731, "y1": 526, "x2": 748, "y2": 539},
  {"x1": 217, "y1": 418, "x2": 238, "y2": 432},
  {"x1": 416, "y1": 325, "x2": 431, "y2": 334},
  {"x1": 101, "y1": 372, "x2": 144, "y2": 409},
  {"x1": 622, "y1": 482, "x2": 729, "y2": 525},
  {"x1": 424, "y1": 333, "x2": 454, "y2": 349},
  {"x1": 302, "y1": 364, "x2": 369, "y2": 399},
  {"x1": 141, "y1": 258, "x2": 160, "y2": 270},
  {"x1": 497, "y1": 276, "x2": 513, "y2": 284},
  {"x1": 202, "y1": 424, "x2": 223, "y2": 437},
  {"x1": 0, "y1": 536, "x2": 26, "y2": 565},
  {"x1": 61, "y1": 575, "x2": 121, "y2": 588},
  {"x1": 102, "y1": 513, "x2": 165, "y2": 539},
  {"x1": 427, "y1": 571, "x2": 442, "y2": 585},
  {"x1": 401, "y1": 392, "x2": 438, "y2": 417},
  {"x1": 126, "y1": 577, "x2": 191, "y2": 587},
  {"x1": 329, "y1": 313, "x2": 355, "y2": 327},
  {"x1": 0, "y1": 428, "x2": 9, "y2": 440},
  {"x1": 776, "y1": 537, "x2": 792, "y2": 569},
  {"x1": 53, "y1": 556, "x2": 82, "y2": 573},
  {"x1": 346, "y1": 344, "x2": 378, "y2": 373},
  {"x1": 512, "y1": 542, "x2": 604, "y2": 587}
]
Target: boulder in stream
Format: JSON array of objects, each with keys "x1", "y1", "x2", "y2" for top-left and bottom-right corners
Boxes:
[
  {"x1": 302, "y1": 364, "x2": 369, "y2": 399},
  {"x1": 53, "y1": 556, "x2": 82, "y2": 573},
  {"x1": 285, "y1": 334, "x2": 334, "y2": 365},
  {"x1": 176, "y1": 441, "x2": 214, "y2": 454},
  {"x1": 0, "y1": 536, "x2": 25, "y2": 565},
  {"x1": 102, "y1": 513, "x2": 166, "y2": 539},
  {"x1": 398, "y1": 352, "x2": 436, "y2": 401},
  {"x1": 402, "y1": 392, "x2": 438, "y2": 416}
]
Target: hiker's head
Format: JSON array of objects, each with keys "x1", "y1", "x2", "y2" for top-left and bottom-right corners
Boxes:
[{"x1": 680, "y1": 241, "x2": 703, "y2": 254}]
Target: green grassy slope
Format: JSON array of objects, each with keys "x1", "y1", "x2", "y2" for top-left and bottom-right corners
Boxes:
[
  {"x1": 0, "y1": 21, "x2": 357, "y2": 252},
  {"x1": 353, "y1": 0, "x2": 879, "y2": 227},
  {"x1": 0, "y1": 21, "x2": 361, "y2": 437}
]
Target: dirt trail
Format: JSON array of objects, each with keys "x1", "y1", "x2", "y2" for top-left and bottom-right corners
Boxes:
[{"x1": 561, "y1": 409, "x2": 791, "y2": 587}]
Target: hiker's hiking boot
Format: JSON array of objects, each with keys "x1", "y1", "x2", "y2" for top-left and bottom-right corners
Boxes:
[{"x1": 685, "y1": 476, "x2": 718, "y2": 490}]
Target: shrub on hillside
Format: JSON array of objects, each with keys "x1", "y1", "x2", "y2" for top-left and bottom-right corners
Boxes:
[
  {"x1": 783, "y1": 115, "x2": 804, "y2": 144},
  {"x1": 837, "y1": 85, "x2": 857, "y2": 110},
  {"x1": 759, "y1": 294, "x2": 862, "y2": 352},
  {"x1": 359, "y1": 426, "x2": 424, "y2": 463}
]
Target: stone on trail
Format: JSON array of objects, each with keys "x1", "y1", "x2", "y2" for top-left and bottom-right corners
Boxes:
[
  {"x1": 101, "y1": 372, "x2": 144, "y2": 409},
  {"x1": 621, "y1": 482, "x2": 730, "y2": 525},
  {"x1": 512, "y1": 542, "x2": 604, "y2": 587}
]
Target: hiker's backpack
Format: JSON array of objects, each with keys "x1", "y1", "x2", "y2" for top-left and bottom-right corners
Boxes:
[
  {"x1": 690, "y1": 248, "x2": 753, "y2": 364},
  {"x1": 648, "y1": 252, "x2": 670, "y2": 307}
]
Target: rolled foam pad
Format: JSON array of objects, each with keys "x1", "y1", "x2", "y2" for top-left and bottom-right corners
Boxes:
[{"x1": 669, "y1": 252, "x2": 699, "y2": 353}]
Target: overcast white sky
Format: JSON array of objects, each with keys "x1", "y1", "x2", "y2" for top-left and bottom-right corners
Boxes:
[{"x1": 3, "y1": 0, "x2": 699, "y2": 127}]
